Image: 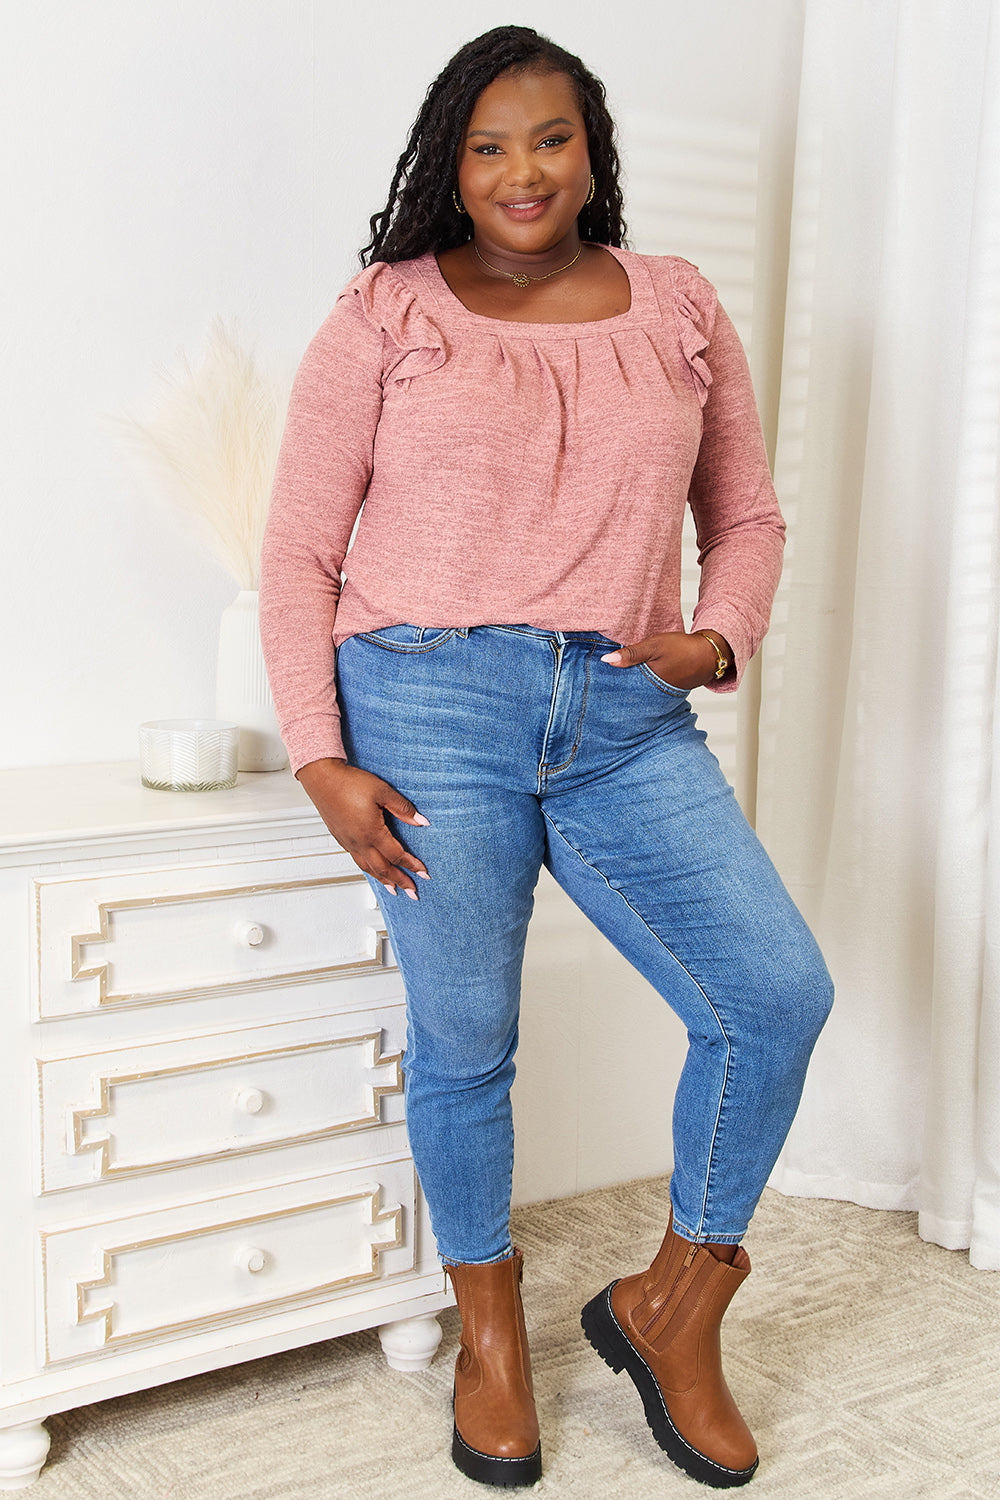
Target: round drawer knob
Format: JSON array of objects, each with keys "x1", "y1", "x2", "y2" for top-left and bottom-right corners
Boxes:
[
  {"x1": 235, "y1": 1087, "x2": 265, "y2": 1115},
  {"x1": 235, "y1": 1246, "x2": 267, "y2": 1274},
  {"x1": 236, "y1": 922, "x2": 265, "y2": 947}
]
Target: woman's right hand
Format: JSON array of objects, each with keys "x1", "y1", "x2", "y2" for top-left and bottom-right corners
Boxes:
[{"x1": 296, "y1": 758, "x2": 430, "y2": 900}]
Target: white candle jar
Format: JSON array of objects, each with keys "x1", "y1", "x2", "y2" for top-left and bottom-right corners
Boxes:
[{"x1": 138, "y1": 719, "x2": 239, "y2": 791}]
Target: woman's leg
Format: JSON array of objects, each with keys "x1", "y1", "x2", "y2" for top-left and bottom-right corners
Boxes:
[
  {"x1": 346, "y1": 820, "x2": 545, "y2": 1486},
  {"x1": 540, "y1": 680, "x2": 833, "y2": 1245},
  {"x1": 336, "y1": 625, "x2": 566, "y2": 1486},
  {"x1": 336, "y1": 626, "x2": 548, "y2": 1265},
  {"x1": 356, "y1": 783, "x2": 544, "y2": 1265},
  {"x1": 536, "y1": 651, "x2": 832, "y2": 1487}
]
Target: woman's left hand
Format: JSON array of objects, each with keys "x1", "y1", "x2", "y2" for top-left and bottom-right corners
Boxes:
[{"x1": 601, "y1": 631, "x2": 731, "y2": 690}]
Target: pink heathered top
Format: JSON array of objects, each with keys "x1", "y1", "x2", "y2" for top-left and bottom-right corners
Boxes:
[{"x1": 259, "y1": 245, "x2": 784, "y2": 775}]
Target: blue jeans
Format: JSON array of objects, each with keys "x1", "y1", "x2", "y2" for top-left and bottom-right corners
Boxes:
[{"x1": 336, "y1": 625, "x2": 833, "y2": 1264}]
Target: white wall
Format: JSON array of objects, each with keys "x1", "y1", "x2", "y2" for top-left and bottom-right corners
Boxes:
[{"x1": 1, "y1": 0, "x2": 804, "y2": 1203}]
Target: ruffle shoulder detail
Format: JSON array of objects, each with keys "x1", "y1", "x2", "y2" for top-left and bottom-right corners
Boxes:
[
  {"x1": 666, "y1": 257, "x2": 719, "y2": 408},
  {"x1": 336, "y1": 260, "x2": 447, "y2": 385}
]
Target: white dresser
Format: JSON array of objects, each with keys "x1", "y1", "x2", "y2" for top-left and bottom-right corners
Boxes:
[{"x1": 0, "y1": 764, "x2": 450, "y2": 1489}]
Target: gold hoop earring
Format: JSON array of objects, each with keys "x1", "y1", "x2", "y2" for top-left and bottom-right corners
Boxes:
[
  {"x1": 585, "y1": 174, "x2": 595, "y2": 206},
  {"x1": 452, "y1": 188, "x2": 468, "y2": 215}
]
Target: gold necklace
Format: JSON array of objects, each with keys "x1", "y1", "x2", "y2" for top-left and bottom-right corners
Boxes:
[{"x1": 473, "y1": 240, "x2": 583, "y2": 289}]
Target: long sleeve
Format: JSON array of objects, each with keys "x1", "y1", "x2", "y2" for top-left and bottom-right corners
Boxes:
[
  {"x1": 259, "y1": 292, "x2": 386, "y2": 774},
  {"x1": 673, "y1": 272, "x2": 785, "y2": 690}
]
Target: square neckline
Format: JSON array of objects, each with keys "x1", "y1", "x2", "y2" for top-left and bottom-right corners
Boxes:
[{"x1": 422, "y1": 243, "x2": 655, "y2": 336}]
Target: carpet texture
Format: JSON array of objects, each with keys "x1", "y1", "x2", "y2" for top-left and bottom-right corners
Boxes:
[{"x1": 31, "y1": 1180, "x2": 1000, "y2": 1498}]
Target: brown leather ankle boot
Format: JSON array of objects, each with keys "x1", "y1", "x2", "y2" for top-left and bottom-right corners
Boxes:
[
  {"x1": 581, "y1": 1215, "x2": 758, "y2": 1488},
  {"x1": 445, "y1": 1248, "x2": 542, "y2": 1487}
]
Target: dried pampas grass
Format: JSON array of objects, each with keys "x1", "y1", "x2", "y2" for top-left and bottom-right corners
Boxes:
[{"x1": 117, "y1": 319, "x2": 290, "y2": 589}]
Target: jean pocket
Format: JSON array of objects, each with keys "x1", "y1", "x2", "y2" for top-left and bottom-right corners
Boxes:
[
  {"x1": 636, "y1": 661, "x2": 689, "y2": 697},
  {"x1": 351, "y1": 623, "x2": 459, "y2": 655}
]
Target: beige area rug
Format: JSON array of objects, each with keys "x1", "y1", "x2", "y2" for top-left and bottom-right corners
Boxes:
[{"x1": 34, "y1": 1180, "x2": 1000, "y2": 1499}]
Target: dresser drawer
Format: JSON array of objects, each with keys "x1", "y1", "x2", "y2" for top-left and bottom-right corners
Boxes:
[
  {"x1": 36, "y1": 1008, "x2": 405, "y2": 1192},
  {"x1": 40, "y1": 1158, "x2": 417, "y2": 1364},
  {"x1": 34, "y1": 852, "x2": 393, "y2": 1018}
]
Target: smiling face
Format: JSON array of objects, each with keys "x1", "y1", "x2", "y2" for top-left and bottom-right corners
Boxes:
[{"x1": 456, "y1": 68, "x2": 592, "y2": 259}]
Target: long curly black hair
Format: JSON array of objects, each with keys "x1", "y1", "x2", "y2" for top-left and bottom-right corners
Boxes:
[{"x1": 360, "y1": 26, "x2": 627, "y2": 266}]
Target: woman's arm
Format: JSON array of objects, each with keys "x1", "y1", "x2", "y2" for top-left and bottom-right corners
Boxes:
[
  {"x1": 260, "y1": 288, "x2": 432, "y2": 899},
  {"x1": 602, "y1": 282, "x2": 781, "y2": 692},
  {"x1": 686, "y1": 300, "x2": 785, "y2": 689},
  {"x1": 259, "y1": 292, "x2": 384, "y2": 773}
]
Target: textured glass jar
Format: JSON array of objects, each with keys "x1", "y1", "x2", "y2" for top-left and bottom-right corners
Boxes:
[{"x1": 139, "y1": 720, "x2": 239, "y2": 791}]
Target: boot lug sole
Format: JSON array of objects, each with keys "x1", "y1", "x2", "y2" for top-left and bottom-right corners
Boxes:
[
  {"x1": 581, "y1": 1282, "x2": 758, "y2": 1490},
  {"x1": 451, "y1": 1425, "x2": 542, "y2": 1488}
]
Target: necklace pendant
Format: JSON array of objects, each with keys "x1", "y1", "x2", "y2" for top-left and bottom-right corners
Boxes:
[{"x1": 512, "y1": 272, "x2": 531, "y2": 288}]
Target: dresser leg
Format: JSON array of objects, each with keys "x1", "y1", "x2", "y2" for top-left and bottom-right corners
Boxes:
[
  {"x1": 377, "y1": 1314, "x2": 443, "y2": 1371},
  {"x1": 0, "y1": 1422, "x2": 51, "y2": 1490}
]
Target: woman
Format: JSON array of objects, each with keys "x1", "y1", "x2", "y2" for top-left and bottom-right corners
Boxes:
[{"x1": 260, "y1": 25, "x2": 833, "y2": 1491}]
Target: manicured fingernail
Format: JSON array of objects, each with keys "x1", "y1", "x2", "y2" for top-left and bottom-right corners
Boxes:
[
  {"x1": 416, "y1": 870, "x2": 430, "y2": 880},
  {"x1": 412, "y1": 814, "x2": 430, "y2": 826},
  {"x1": 405, "y1": 888, "x2": 419, "y2": 901},
  {"x1": 601, "y1": 652, "x2": 621, "y2": 663},
  {"x1": 382, "y1": 883, "x2": 397, "y2": 895}
]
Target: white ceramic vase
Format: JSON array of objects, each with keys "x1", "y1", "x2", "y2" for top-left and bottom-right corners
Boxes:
[{"x1": 215, "y1": 590, "x2": 288, "y2": 772}]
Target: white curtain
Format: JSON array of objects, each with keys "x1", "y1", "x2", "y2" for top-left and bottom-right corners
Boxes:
[{"x1": 757, "y1": 0, "x2": 1000, "y2": 1269}]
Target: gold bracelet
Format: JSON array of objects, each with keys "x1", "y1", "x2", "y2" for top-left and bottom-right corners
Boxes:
[{"x1": 695, "y1": 630, "x2": 729, "y2": 680}]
